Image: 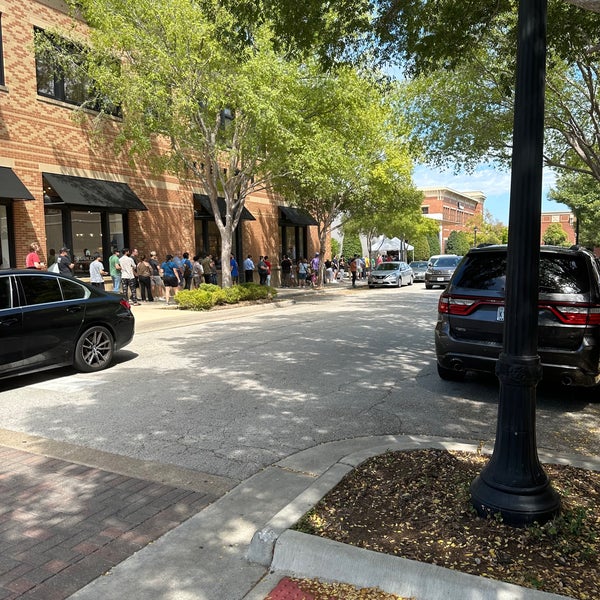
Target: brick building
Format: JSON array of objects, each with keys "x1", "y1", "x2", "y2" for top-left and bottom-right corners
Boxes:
[
  {"x1": 419, "y1": 187, "x2": 485, "y2": 251},
  {"x1": 540, "y1": 211, "x2": 577, "y2": 246},
  {"x1": 0, "y1": 0, "x2": 318, "y2": 278}
]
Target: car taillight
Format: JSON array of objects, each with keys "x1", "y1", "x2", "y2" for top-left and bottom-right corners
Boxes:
[
  {"x1": 120, "y1": 299, "x2": 132, "y2": 310},
  {"x1": 438, "y1": 295, "x2": 480, "y2": 315},
  {"x1": 541, "y1": 303, "x2": 600, "y2": 325}
]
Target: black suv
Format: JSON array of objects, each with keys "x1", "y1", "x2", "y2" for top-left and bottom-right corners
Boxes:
[{"x1": 435, "y1": 245, "x2": 600, "y2": 387}]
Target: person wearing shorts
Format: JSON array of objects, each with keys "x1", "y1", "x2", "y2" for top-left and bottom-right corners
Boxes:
[{"x1": 160, "y1": 254, "x2": 180, "y2": 305}]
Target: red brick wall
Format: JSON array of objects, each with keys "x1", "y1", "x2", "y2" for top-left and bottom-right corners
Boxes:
[{"x1": 2, "y1": 0, "x2": 311, "y2": 270}]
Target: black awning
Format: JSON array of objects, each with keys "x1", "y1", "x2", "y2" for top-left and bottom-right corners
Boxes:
[
  {"x1": 0, "y1": 167, "x2": 34, "y2": 200},
  {"x1": 43, "y1": 173, "x2": 147, "y2": 211},
  {"x1": 193, "y1": 193, "x2": 255, "y2": 221},
  {"x1": 279, "y1": 206, "x2": 318, "y2": 226}
]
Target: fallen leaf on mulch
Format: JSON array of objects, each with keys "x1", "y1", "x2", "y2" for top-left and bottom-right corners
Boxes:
[{"x1": 294, "y1": 449, "x2": 600, "y2": 600}]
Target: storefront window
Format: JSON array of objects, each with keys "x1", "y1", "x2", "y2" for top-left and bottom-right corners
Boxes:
[
  {"x1": 0, "y1": 204, "x2": 10, "y2": 269},
  {"x1": 44, "y1": 208, "x2": 64, "y2": 262},
  {"x1": 71, "y1": 210, "x2": 102, "y2": 275},
  {"x1": 108, "y1": 213, "x2": 124, "y2": 253},
  {"x1": 45, "y1": 207, "x2": 126, "y2": 276}
]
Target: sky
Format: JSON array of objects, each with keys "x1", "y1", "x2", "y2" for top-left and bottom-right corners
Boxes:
[{"x1": 413, "y1": 164, "x2": 569, "y2": 225}]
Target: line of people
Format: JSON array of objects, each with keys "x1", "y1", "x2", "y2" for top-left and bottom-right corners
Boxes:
[{"x1": 108, "y1": 249, "x2": 234, "y2": 306}]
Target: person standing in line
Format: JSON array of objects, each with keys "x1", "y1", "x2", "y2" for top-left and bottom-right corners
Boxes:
[
  {"x1": 243, "y1": 255, "x2": 255, "y2": 283},
  {"x1": 209, "y1": 255, "x2": 218, "y2": 285},
  {"x1": 160, "y1": 254, "x2": 180, "y2": 305},
  {"x1": 57, "y1": 247, "x2": 75, "y2": 277},
  {"x1": 89, "y1": 253, "x2": 108, "y2": 290},
  {"x1": 257, "y1": 256, "x2": 268, "y2": 285},
  {"x1": 280, "y1": 255, "x2": 292, "y2": 287},
  {"x1": 25, "y1": 242, "x2": 45, "y2": 270},
  {"x1": 149, "y1": 251, "x2": 164, "y2": 299},
  {"x1": 109, "y1": 249, "x2": 122, "y2": 293},
  {"x1": 119, "y1": 248, "x2": 140, "y2": 305},
  {"x1": 136, "y1": 254, "x2": 154, "y2": 301},
  {"x1": 201, "y1": 253, "x2": 213, "y2": 284},
  {"x1": 349, "y1": 254, "x2": 360, "y2": 288},
  {"x1": 181, "y1": 252, "x2": 194, "y2": 290},
  {"x1": 192, "y1": 255, "x2": 204, "y2": 288},
  {"x1": 264, "y1": 255, "x2": 272, "y2": 286},
  {"x1": 230, "y1": 254, "x2": 239, "y2": 285},
  {"x1": 338, "y1": 255, "x2": 346, "y2": 281},
  {"x1": 297, "y1": 257, "x2": 308, "y2": 288}
]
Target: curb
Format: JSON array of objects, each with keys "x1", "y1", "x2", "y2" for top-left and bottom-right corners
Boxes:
[{"x1": 245, "y1": 436, "x2": 599, "y2": 600}]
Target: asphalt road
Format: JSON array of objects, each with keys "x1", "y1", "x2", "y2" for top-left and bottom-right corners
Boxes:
[{"x1": 0, "y1": 285, "x2": 597, "y2": 485}]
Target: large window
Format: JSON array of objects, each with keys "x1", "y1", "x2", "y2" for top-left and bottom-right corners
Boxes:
[
  {"x1": 45, "y1": 206, "x2": 127, "y2": 276},
  {"x1": 34, "y1": 28, "x2": 120, "y2": 115},
  {"x1": 0, "y1": 15, "x2": 5, "y2": 86},
  {"x1": 0, "y1": 204, "x2": 11, "y2": 269}
]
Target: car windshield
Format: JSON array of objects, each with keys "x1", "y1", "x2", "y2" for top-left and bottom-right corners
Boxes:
[
  {"x1": 433, "y1": 257, "x2": 460, "y2": 268},
  {"x1": 410, "y1": 262, "x2": 427, "y2": 268},
  {"x1": 376, "y1": 263, "x2": 400, "y2": 271},
  {"x1": 453, "y1": 251, "x2": 590, "y2": 294}
]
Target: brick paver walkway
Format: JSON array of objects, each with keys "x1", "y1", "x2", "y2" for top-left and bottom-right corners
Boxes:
[{"x1": 0, "y1": 445, "x2": 213, "y2": 599}]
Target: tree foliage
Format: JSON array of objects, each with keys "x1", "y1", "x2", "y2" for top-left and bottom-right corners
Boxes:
[
  {"x1": 62, "y1": 0, "x2": 304, "y2": 286},
  {"x1": 549, "y1": 171, "x2": 600, "y2": 248},
  {"x1": 542, "y1": 223, "x2": 570, "y2": 246},
  {"x1": 445, "y1": 230, "x2": 471, "y2": 255}
]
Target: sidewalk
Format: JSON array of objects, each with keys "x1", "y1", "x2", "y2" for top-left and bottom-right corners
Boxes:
[{"x1": 65, "y1": 435, "x2": 592, "y2": 600}]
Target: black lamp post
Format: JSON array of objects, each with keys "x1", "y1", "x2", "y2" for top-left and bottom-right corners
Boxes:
[
  {"x1": 470, "y1": 0, "x2": 561, "y2": 526},
  {"x1": 473, "y1": 226, "x2": 478, "y2": 247}
]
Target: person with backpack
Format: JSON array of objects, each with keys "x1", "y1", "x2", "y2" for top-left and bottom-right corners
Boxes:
[{"x1": 181, "y1": 252, "x2": 193, "y2": 290}]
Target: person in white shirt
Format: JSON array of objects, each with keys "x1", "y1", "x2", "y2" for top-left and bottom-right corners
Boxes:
[
  {"x1": 119, "y1": 248, "x2": 140, "y2": 305},
  {"x1": 89, "y1": 254, "x2": 107, "y2": 290}
]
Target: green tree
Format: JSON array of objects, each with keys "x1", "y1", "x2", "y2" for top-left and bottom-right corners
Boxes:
[
  {"x1": 60, "y1": 0, "x2": 304, "y2": 287},
  {"x1": 341, "y1": 232, "x2": 362, "y2": 259},
  {"x1": 542, "y1": 223, "x2": 569, "y2": 246},
  {"x1": 427, "y1": 234, "x2": 441, "y2": 256},
  {"x1": 412, "y1": 236, "x2": 431, "y2": 261},
  {"x1": 549, "y1": 171, "x2": 600, "y2": 248},
  {"x1": 445, "y1": 231, "x2": 471, "y2": 255},
  {"x1": 271, "y1": 64, "x2": 420, "y2": 284}
]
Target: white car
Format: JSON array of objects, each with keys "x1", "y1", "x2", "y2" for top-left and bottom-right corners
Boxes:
[{"x1": 368, "y1": 261, "x2": 414, "y2": 288}]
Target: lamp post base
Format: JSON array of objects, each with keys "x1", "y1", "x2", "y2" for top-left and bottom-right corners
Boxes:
[{"x1": 471, "y1": 472, "x2": 560, "y2": 527}]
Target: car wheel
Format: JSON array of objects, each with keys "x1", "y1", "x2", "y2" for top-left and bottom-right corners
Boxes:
[
  {"x1": 437, "y1": 363, "x2": 466, "y2": 382},
  {"x1": 396, "y1": 277, "x2": 401, "y2": 288},
  {"x1": 369, "y1": 285, "x2": 374, "y2": 289},
  {"x1": 74, "y1": 326, "x2": 115, "y2": 372},
  {"x1": 425, "y1": 283, "x2": 433, "y2": 289},
  {"x1": 408, "y1": 276, "x2": 413, "y2": 286}
]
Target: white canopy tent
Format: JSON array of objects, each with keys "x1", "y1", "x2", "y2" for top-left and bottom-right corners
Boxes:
[{"x1": 371, "y1": 236, "x2": 414, "y2": 262}]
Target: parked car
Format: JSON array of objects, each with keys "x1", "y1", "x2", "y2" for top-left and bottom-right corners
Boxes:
[
  {"x1": 0, "y1": 270, "x2": 135, "y2": 380},
  {"x1": 409, "y1": 261, "x2": 428, "y2": 282},
  {"x1": 425, "y1": 255, "x2": 461, "y2": 289},
  {"x1": 435, "y1": 244, "x2": 600, "y2": 387},
  {"x1": 368, "y1": 261, "x2": 413, "y2": 288}
]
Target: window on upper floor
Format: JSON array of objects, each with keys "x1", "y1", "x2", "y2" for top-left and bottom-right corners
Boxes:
[
  {"x1": 34, "y1": 27, "x2": 120, "y2": 116},
  {"x1": 0, "y1": 15, "x2": 5, "y2": 86}
]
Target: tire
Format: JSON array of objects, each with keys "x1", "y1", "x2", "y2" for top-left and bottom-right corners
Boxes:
[
  {"x1": 369, "y1": 285, "x2": 374, "y2": 289},
  {"x1": 74, "y1": 326, "x2": 115, "y2": 372},
  {"x1": 396, "y1": 277, "x2": 401, "y2": 288},
  {"x1": 408, "y1": 276, "x2": 414, "y2": 286},
  {"x1": 437, "y1": 363, "x2": 466, "y2": 382},
  {"x1": 425, "y1": 283, "x2": 433, "y2": 289}
]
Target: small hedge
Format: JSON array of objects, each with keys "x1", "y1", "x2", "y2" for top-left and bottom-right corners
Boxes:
[{"x1": 174, "y1": 283, "x2": 278, "y2": 311}]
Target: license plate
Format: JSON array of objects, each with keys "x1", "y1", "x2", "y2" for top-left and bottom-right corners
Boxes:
[
  {"x1": 436, "y1": 277, "x2": 445, "y2": 281},
  {"x1": 497, "y1": 306, "x2": 505, "y2": 321}
]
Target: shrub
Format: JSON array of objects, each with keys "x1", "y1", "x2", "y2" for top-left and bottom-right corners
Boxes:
[
  {"x1": 174, "y1": 289, "x2": 215, "y2": 311},
  {"x1": 173, "y1": 283, "x2": 277, "y2": 310}
]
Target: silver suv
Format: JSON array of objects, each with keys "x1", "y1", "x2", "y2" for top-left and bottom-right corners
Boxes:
[{"x1": 435, "y1": 245, "x2": 600, "y2": 387}]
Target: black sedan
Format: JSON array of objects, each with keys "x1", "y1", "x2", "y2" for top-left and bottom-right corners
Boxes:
[{"x1": 0, "y1": 270, "x2": 134, "y2": 379}]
